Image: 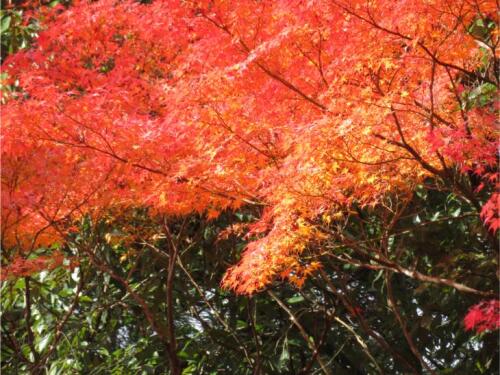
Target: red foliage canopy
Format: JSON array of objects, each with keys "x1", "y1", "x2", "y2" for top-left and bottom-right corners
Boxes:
[{"x1": 2, "y1": 0, "x2": 498, "y2": 295}]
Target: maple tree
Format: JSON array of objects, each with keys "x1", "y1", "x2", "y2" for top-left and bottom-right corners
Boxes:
[
  {"x1": 3, "y1": 0, "x2": 498, "y2": 286},
  {"x1": 1, "y1": 0, "x2": 499, "y2": 372}
]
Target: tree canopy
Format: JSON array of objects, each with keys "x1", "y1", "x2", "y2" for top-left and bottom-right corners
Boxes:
[{"x1": 1, "y1": 0, "x2": 499, "y2": 374}]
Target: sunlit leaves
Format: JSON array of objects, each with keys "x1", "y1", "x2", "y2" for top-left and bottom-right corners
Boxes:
[{"x1": 1, "y1": 0, "x2": 498, "y2": 298}]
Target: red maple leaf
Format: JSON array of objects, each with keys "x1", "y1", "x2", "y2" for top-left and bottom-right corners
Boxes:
[{"x1": 464, "y1": 300, "x2": 500, "y2": 333}]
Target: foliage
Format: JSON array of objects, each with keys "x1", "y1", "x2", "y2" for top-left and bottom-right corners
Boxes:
[
  {"x1": 464, "y1": 300, "x2": 500, "y2": 333},
  {"x1": 1, "y1": 208, "x2": 498, "y2": 374},
  {"x1": 1, "y1": 0, "x2": 499, "y2": 373},
  {"x1": 2, "y1": 0, "x2": 498, "y2": 291},
  {"x1": 0, "y1": 7, "x2": 38, "y2": 61}
]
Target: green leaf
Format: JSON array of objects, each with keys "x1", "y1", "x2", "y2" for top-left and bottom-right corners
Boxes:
[
  {"x1": 278, "y1": 342, "x2": 290, "y2": 369},
  {"x1": 430, "y1": 211, "x2": 441, "y2": 221},
  {"x1": 236, "y1": 319, "x2": 247, "y2": 330},
  {"x1": 98, "y1": 347, "x2": 110, "y2": 357},
  {"x1": 178, "y1": 350, "x2": 190, "y2": 360},
  {"x1": 79, "y1": 295, "x2": 93, "y2": 303},
  {"x1": 182, "y1": 364, "x2": 197, "y2": 375},
  {"x1": 37, "y1": 333, "x2": 53, "y2": 352},
  {"x1": 451, "y1": 207, "x2": 461, "y2": 217},
  {"x1": 286, "y1": 295, "x2": 304, "y2": 304},
  {"x1": 1, "y1": 16, "x2": 11, "y2": 34}
]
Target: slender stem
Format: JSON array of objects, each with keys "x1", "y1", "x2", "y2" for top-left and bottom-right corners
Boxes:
[
  {"x1": 248, "y1": 298, "x2": 262, "y2": 375},
  {"x1": 24, "y1": 277, "x2": 40, "y2": 363},
  {"x1": 268, "y1": 290, "x2": 332, "y2": 375},
  {"x1": 333, "y1": 315, "x2": 384, "y2": 375},
  {"x1": 385, "y1": 272, "x2": 437, "y2": 374},
  {"x1": 163, "y1": 223, "x2": 182, "y2": 375}
]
